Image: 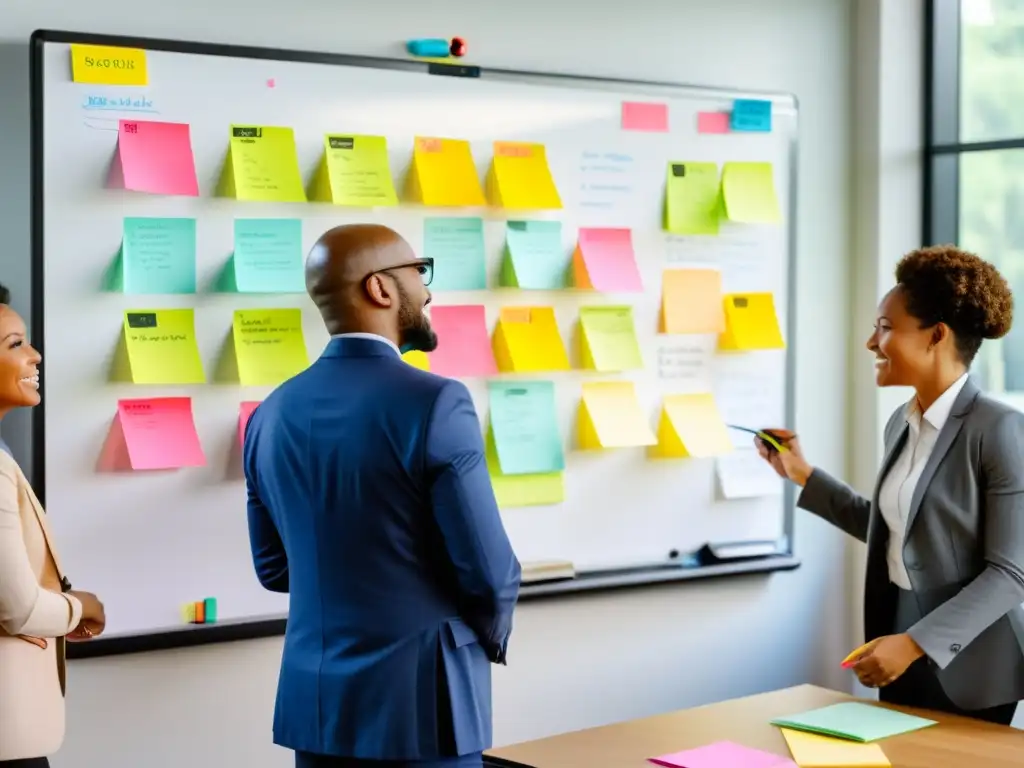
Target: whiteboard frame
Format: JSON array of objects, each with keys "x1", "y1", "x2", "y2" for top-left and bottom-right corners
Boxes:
[{"x1": 30, "y1": 29, "x2": 801, "y2": 658}]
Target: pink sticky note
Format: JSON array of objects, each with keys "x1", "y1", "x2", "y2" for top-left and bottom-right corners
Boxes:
[
  {"x1": 429, "y1": 305, "x2": 497, "y2": 377},
  {"x1": 108, "y1": 119, "x2": 200, "y2": 196},
  {"x1": 239, "y1": 401, "x2": 261, "y2": 447},
  {"x1": 575, "y1": 228, "x2": 644, "y2": 291},
  {"x1": 650, "y1": 740, "x2": 796, "y2": 768},
  {"x1": 622, "y1": 101, "x2": 669, "y2": 132},
  {"x1": 697, "y1": 111, "x2": 731, "y2": 134},
  {"x1": 117, "y1": 397, "x2": 205, "y2": 470}
]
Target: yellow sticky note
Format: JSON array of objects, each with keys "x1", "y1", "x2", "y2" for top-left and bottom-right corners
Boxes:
[
  {"x1": 718, "y1": 293, "x2": 785, "y2": 350},
  {"x1": 180, "y1": 603, "x2": 197, "y2": 624},
  {"x1": 485, "y1": 436, "x2": 565, "y2": 508},
  {"x1": 780, "y1": 728, "x2": 891, "y2": 767},
  {"x1": 405, "y1": 137, "x2": 485, "y2": 206},
  {"x1": 663, "y1": 162, "x2": 721, "y2": 234},
  {"x1": 492, "y1": 307, "x2": 570, "y2": 373},
  {"x1": 120, "y1": 310, "x2": 205, "y2": 385},
  {"x1": 577, "y1": 381, "x2": 656, "y2": 449},
  {"x1": 487, "y1": 142, "x2": 562, "y2": 209},
  {"x1": 402, "y1": 350, "x2": 430, "y2": 371},
  {"x1": 578, "y1": 306, "x2": 643, "y2": 371},
  {"x1": 219, "y1": 126, "x2": 306, "y2": 202},
  {"x1": 652, "y1": 394, "x2": 733, "y2": 458},
  {"x1": 71, "y1": 44, "x2": 148, "y2": 86},
  {"x1": 232, "y1": 309, "x2": 309, "y2": 385},
  {"x1": 310, "y1": 135, "x2": 398, "y2": 206},
  {"x1": 722, "y1": 162, "x2": 781, "y2": 223},
  {"x1": 660, "y1": 269, "x2": 725, "y2": 334}
]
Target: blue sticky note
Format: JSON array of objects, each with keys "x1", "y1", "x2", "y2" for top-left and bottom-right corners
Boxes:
[
  {"x1": 232, "y1": 218, "x2": 305, "y2": 293},
  {"x1": 120, "y1": 217, "x2": 196, "y2": 294},
  {"x1": 501, "y1": 220, "x2": 566, "y2": 289},
  {"x1": 423, "y1": 217, "x2": 487, "y2": 291},
  {"x1": 730, "y1": 99, "x2": 773, "y2": 132},
  {"x1": 487, "y1": 380, "x2": 565, "y2": 475}
]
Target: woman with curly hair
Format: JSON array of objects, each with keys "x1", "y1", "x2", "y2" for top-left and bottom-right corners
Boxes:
[{"x1": 759, "y1": 245, "x2": 1023, "y2": 723}]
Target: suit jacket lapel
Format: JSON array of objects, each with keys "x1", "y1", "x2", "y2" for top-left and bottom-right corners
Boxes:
[
  {"x1": 22, "y1": 476, "x2": 66, "y2": 578},
  {"x1": 905, "y1": 377, "x2": 980, "y2": 536}
]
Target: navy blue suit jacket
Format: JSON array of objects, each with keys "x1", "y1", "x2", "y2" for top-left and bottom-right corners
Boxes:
[{"x1": 244, "y1": 336, "x2": 521, "y2": 760}]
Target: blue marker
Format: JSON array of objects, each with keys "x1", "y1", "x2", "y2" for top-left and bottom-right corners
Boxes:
[{"x1": 406, "y1": 39, "x2": 451, "y2": 58}]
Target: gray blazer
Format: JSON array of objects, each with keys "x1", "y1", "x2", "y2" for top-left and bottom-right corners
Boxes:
[{"x1": 798, "y1": 376, "x2": 1024, "y2": 709}]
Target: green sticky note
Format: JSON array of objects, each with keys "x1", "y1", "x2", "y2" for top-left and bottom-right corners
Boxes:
[
  {"x1": 721, "y1": 161, "x2": 781, "y2": 223},
  {"x1": 500, "y1": 220, "x2": 567, "y2": 289},
  {"x1": 663, "y1": 162, "x2": 721, "y2": 235},
  {"x1": 229, "y1": 219, "x2": 305, "y2": 293},
  {"x1": 118, "y1": 309, "x2": 206, "y2": 384},
  {"x1": 579, "y1": 306, "x2": 643, "y2": 371},
  {"x1": 203, "y1": 597, "x2": 217, "y2": 623},
  {"x1": 117, "y1": 217, "x2": 196, "y2": 294},
  {"x1": 423, "y1": 217, "x2": 486, "y2": 291},
  {"x1": 490, "y1": 468, "x2": 565, "y2": 508},
  {"x1": 770, "y1": 702, "x2": 937, "y2": 743},
  {"x1": 487, "y1": 380, "x2": 564, "y2": 475},
  {"x1": 232, "y1": 308, "x2": 309, "y2": 385}
]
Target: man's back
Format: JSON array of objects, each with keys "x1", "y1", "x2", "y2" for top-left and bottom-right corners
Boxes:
[{"x1": 244, "y1": 336, "x2": 521, "y2": 761}]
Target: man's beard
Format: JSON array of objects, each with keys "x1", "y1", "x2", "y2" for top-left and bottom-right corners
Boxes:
[{"x1": 397, "y1": 283, "x2": 438, "y2": 353}]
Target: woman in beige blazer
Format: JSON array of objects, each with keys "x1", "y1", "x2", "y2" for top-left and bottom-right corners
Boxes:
[{"x1": 0, "y1": 287, "x2": 106, "y2": 767}]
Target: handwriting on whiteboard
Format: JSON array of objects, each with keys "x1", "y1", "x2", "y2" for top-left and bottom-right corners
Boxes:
[
  {"x1": 656, "y1": 342, "x2": 712, "y2": 388},
  {"x1": 664, "y1": 231, "x2": 784, "y2": 294}
]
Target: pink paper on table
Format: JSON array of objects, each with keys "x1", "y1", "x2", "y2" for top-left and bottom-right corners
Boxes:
[
  {"x1": 429, "y1": 305, "x2": 497, "y2": 377},
  {"x1": 574, "y1": 227, "x2": 643, "y2": 291},
  {"x1": 108, "y1": 119, "x2": 200, "y2": 196},
  {"x1": 649, "y1": 740, "x2": 796, "y2": 768},
  {"x1": 622, "y1": 101, "x2": 669, "y2": 132},
  {"x1": 697, "y1": 111, "x2": 731, "y2": 134},
  {"x1": 117, "y1": 397, "x2": 205, "y2": 470},
  {"x1": 239, "y1": 401, "x2": 261, "y2": 447}
]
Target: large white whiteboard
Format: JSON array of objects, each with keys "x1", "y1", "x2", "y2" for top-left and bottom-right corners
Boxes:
[{"x1": 34, "y1": 34, "x2": 797, "y2": 644}]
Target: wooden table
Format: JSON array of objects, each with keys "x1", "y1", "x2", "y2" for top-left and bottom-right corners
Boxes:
[{"x1": 484, "y1": 684, "x2": 1024, "y2": 767}]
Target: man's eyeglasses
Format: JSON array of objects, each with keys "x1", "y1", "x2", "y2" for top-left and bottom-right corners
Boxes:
[{"x1": 367, "y1": 257, "x2": 434, "y2": 287}]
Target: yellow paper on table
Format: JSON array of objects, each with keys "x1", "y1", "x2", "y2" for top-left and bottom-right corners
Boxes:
[
  {"x1": 119, "y1": 309, "x2": 205, "y2": 384},
  {"x1": 485, "y1": 436, "x2": 565, "y2": 508},
  {"x1": 780, "y1": 728, "x2": 890, "y2": 767},
  {"x1": 718, "y1": 293, "x2": 785, "y2": 350},
  {"x1": 651, "y1": 394, "x2": 733, "y2": 458},
  {"x1": 309, "y1": 134, "x2": 398, "y2": 206},
  {"x1": 660, "y1": 268, "x2": 725, "y2": 334},
  {"x1": 219, "y1": 125, "x2": 306, "y2": 202},
  {"x1": 232, "y1": 309, "x2": 309, "y2": 385},
  {"x1": 405, "y1": 137, "x2": 485, "y2": 206},
  {"x1": 71, "y1": 44, "x2": 148, "y2": 86},
  {"x1": 578, "y1": 306, "x2": 643, "y2": 371},
  {"x1": 577, "y1": 381, "x2": 656, "y2": 449},
  {"x1": 722, "y1": 161, "x2": 781, "y2": 223},
  {"x1": 487, "y1": 141, "x2": 562, "y2": 209},
  {"x1": 402, "y1": 350, "x2": 430, "y2": 371},
  {"x1": 663, "y1": 162, "x2": 721, "y2": 234},
  {"x1": 492, "y1": 307, "x2": 570, "y2": 373}
]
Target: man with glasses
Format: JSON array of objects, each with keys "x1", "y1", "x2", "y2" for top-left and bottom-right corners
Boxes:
[{"x1": 243, "y1": 223, "x2": 521, "y2": 768}]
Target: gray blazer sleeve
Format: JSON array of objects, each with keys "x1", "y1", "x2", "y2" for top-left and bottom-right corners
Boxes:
[
  {"x1": 796, "y1": 469, "x2": 870, "y2": 543},
  {"x1": 906, "y1": 410, "x2": 1024, "y2": 669}
]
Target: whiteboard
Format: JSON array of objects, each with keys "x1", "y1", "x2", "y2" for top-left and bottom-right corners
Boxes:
[{"x1": 32, "y1": 32, "x2": 798, "y2": 645}]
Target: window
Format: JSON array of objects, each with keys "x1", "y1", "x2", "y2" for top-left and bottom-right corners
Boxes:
[{"x1": 926, "y1": 0, "x2": 1024, "y2": 400}]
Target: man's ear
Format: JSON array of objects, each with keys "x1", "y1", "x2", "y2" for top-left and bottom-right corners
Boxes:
[{"x1": 364, "y1": 274, "x2": 394, "y2": 308}]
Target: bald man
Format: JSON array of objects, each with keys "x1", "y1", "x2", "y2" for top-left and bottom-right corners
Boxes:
[{"x1": 243, "y1": 225, "x2": 521, "y2": 768}]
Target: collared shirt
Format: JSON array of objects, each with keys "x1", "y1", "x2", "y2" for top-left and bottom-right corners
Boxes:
[
  {"x1": 877, "y1": 372, "x2": 969, "y2": 589},
  {"x1": 331, "y1": 332, "x2": 400, "y2": 356}
]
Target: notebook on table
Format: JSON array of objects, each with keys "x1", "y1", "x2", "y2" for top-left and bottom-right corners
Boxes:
[{"x1": 770, "y1": 702, "x2": 937, "y2": 743}]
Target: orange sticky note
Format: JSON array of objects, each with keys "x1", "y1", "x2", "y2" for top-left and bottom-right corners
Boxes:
[
  {"x1": 659, "y1": 269, "x2": 725, "y2": 334},
  {"x1": 572, "y1": 228, "x2": 643, "y2": 291},
  {"x1": 429, "y1": 305, "x2": 497, "y2": 377},
  {"x1": 108, "y1": 120, "x2": 199, "y2": 196},
  {"x1": 116, "y1": 397, "x2": 205, "y2": 470},
  {"x1": 239, "y1": 401, "x2": 260, "y2": 448},
  {"x1": 621, "y1": 102, "x2": 669, "y2": 132},
  {"x1": 194, "y1": 600, "x2": 206, "y2": 623}
]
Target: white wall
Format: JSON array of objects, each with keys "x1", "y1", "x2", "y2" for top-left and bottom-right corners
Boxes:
[{"x1": 0, "y1": 1, "x2": 897, "y2": 765}]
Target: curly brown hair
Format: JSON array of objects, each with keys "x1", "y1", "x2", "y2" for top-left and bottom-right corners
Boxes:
[{"x1": 894, "y1": 245, "x2": 1013, "y2": 365}]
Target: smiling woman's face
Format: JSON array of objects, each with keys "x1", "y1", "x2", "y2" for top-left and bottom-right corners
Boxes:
[
  {"x1": 0, "y1": 307, "x2": 42, "y2": 410},
  {"x1": 865, "y1": 286, "x2": 936, "y2": 387}
]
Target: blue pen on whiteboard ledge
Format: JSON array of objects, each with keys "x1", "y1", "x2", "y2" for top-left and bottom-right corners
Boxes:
[{"x1": 406, "y1": 38, "x2": 467, "y2": 58}]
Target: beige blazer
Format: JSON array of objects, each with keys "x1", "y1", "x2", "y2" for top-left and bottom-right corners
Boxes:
[{"x1": 0, "y1": 451, "x2": 82, "y2": 761}]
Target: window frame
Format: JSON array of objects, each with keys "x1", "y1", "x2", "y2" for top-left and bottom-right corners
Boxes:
[{"x1": 924, "y1": 0, "x2": 1024, "y2": 408}]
